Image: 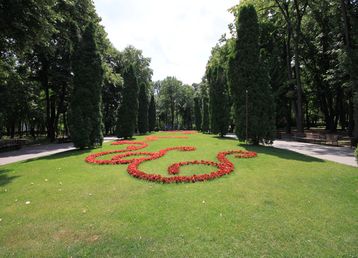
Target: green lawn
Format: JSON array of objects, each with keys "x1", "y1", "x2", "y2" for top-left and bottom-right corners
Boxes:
[{"x1": 0, "y1": 132, "x2": 357, "y2": 257}]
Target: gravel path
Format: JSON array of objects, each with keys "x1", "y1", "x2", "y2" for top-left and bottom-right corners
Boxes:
[{"x1": 0, "y1": 137, "x2": 117, "y2": 166}]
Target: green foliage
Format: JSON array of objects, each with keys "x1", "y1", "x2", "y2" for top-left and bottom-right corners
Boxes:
[
  {"x1": 116, "y1": 65, "x2": 139, "y2": 138},
  {"x1": 156, "y1": 77, "x2": 182, "y2": 129},
  {"x1": 206, "y1": 44, "x2": 231, "y2": 137},
  {"x1": 207, "y1": 66, "x2": 230, "y2": 137},
  {"x1": 138, "y1": 82, "x2": 149, "y2": 134},
  {"x1": 69, "y1": 23, "x2": 104, "y2": 149},
  {"x1": 194, "y1": 97, "x2": 202, "y2": 131},
  {"x1": 0, "y1": 0, "x2": 56, "y2": 52},
  {"x1": 148, "y1": 95, "x2": 156, "y2": 131},
  {"x1": 229, "y1": 5, "x2": 275, "y2": 144},
  {"x1": 177, "y1": 85, "x2": 195, "y2": 129},
  {"x1": 201, "y1": 96, "x2": 210, "y2": 132},
  {"x1": 119, "y1": 46, "x2": 153, "y2": 86},
  {"x1": 102, "y1": 49, "x2": 123, "y2": 135}
]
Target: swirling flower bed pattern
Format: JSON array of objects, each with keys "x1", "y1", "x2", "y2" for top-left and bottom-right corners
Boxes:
[{"x1": 85, "y1": 133, "x2": 257, "y2": 183}]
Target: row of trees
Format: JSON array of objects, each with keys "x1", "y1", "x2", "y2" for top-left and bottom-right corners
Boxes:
[
  {"x1": 192, "y1": 0, "x2": 357, "y2": 144},
  {"x1": 1, "y1": 0, "x2": 357, "y2": 147},
  {"x1": 0, "y1": 0, "x2": 157, "y2": 148}
]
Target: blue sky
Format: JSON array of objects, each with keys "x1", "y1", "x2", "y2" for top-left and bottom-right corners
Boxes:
[{"x1": 93, "y1": 0, "x2": 239, "y2": 84}]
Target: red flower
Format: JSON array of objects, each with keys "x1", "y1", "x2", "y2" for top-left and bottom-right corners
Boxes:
[{"x1": 85, "y1": 136, "x2": 257, "y2": 183}]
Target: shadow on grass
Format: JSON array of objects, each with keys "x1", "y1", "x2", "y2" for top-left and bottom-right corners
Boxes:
[
  {"x1": 21, "y1": 148, "x2": 92, "y2": 163},
  {"x1": 0, "y1": 168, "x2": 19, "y2": 187},
  {"x1": 240, "y1": 144, "x2": 324, "y2": 163},
  {"x1": 212, "y1": 134, "x2": 323, "y2": 163},
  {"x1": 212, "y1": 135, "x2": 237, "y2": 141}
]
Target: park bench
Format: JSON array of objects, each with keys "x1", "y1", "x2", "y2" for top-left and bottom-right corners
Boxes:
[
  {"x1": 325, "y1": 134, "x2": 340, "y2": 146},
  {"x1": 293, "y1": 132, "x2": 324, "y2": 144},
  {"x1": 0, "y1": 139, "x2": 28, "y2": 152}
]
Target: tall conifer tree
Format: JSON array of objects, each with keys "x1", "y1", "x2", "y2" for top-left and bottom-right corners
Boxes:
[
  {"x1": 138, "y1": 82, "x2": 148, "y2": 134},
  {"x1": 208, "y1": 66, "x2": 230, "y2": 137},
  {"x1": 201, "y1": 96, "x2": 210, "y2": 132},
  {"x1": 148, "y1": 94, "x2": 156, "y2": 131},
  {"x1": 194, "y1": 97, "x2": 202, "y2": 131},
  {"x1": 69, "y1": 23, "x2": 103, "y2": 149},
  {"x1": 229, "y1": 5, "x2": 275, "y2": 144},
  {"x1": 116, "y1": 65, "x2": 139, "y2": 138}
]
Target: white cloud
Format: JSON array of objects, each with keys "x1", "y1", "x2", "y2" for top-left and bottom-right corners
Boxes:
[{"x1": 93, "y1": 0, "x2": 239, "y2": 84}]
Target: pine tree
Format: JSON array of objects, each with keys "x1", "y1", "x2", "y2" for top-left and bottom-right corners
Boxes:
[
  {"x1": 148, "y1": 94, "x2": 156, "y2": 131},
  {"x1": 116, "y1": 65, "x2": 139, "y2": 138},
  {"x1": 194, "y1": 97, "x2": 202, "y2": 131},
  {"x1": 201, "y1": 96, "x2": 210, "y2": 132},
  {"x1": 69, "y1": 23, "x2": 103, "y2": 149},
  {"x1": 229, "y1": 5, "x2": 275, "y2": 144},
  {"x1": 208, "y1": 66, "x2": 230, "y2": 137},
  {"x1": 137, "y1": 82, "x2": 148, "y2": 134}
]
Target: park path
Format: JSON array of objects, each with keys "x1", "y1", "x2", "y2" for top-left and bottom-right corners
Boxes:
[
  {"x1": 272, "y1": 140, "x2": 357, "y2": 167},
  {"x1": 1, "y1": 136, "x2": 356, "y2": 167},
  {"x1": 225, "y1": 134, "x2": 357, "y2": 167},
  {"x1": 0, "y1": 137, "x2": 117, "y2": 166}
]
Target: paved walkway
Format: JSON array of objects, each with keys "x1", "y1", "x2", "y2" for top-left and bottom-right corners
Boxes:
[
  {"x1": 273, "y1": 140, "x2": 357, "y2": 167},
  {"x1": 0, "y1": 137, "x2": 117, "y2": 166},
  {"x1": 226, "y1": 134, "x2": 357, "y2": 167}
]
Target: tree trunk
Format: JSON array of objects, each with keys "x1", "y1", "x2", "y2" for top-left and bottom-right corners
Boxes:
[
  {"x1": 286, "y1": 101, "x2": 292, "y2": 134},
  {"x1": 293, "y1": 25, "x2": 304, "y2": 131},
  {"x1": 40, "y1": 57, "x2": 55, "y2": 142},
  {"x1": 170, "y1": 101, "x2": 174, "y2": 129},
  {"x1": 10, "y1": 122, "x2": 15, "y2": 139},
  {"x1": 50, "y1": 95, "x2": 56, "y2": 141},
  {"x1": 285, "y1": 30, "x2": 293, "y2": 134}
]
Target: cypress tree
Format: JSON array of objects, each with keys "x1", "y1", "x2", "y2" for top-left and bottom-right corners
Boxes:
[
  {"x1": 201, "y1": 96, "x2": 210, "y2": 132},
  {"x1": 148, "y1": 94, "x2": 156, "y2": 131},
  {"x1": 194, "y1": 97, "x2": 202, "y2": 131},
  {"x1": 208, "y1": 66, "x2": 230, "y2": 137},
  {"x1": 69, "y1": 23, "x2": 103, "y2": 149},
  {"x1": 229, "y1": 5, "x2": 275, "y2": 144},
  {"x1": 138, "y1": 82, "x2": 148, "y2": 134},
  {"x1": 116, "y1": 65, "x2": 139, "y2": 138}
]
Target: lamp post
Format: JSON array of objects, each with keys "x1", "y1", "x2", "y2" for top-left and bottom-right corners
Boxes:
[{"x1": 245, "y1": 89, "x2": 248, "y2": 143}]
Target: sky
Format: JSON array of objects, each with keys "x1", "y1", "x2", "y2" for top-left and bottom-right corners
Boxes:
[{"x1": 93, "y1": 0, "x2": 239, "y2": 85}]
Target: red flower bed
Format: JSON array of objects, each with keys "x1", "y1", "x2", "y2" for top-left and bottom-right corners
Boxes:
[
  {"x1": 85, "y1": 138, "x2": 257, "y2": 184},
  {"x1": 145, "y1": 135, "x2": 188, "y2": 141},
  {"x1": 160, "y1": 130, "x2": 197, "y2": 134}
]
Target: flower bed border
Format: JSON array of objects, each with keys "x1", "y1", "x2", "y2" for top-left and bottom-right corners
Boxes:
[{"x1": 85, "y1": 136, "x2": 257, "y2": 184}]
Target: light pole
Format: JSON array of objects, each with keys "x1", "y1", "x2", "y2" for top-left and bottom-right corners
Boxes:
[{"x1": 245, "y1": 89, "x2": 248, "y2": 143}]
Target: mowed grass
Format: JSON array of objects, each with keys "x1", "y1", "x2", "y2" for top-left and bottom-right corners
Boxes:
[{"x1": 0, "y1": 132, "x2": 357, "y2": 257}]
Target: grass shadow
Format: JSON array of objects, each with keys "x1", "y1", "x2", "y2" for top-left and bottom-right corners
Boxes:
[
  {"x1": 0, "y1": 168, "x2": 19, "y2": 187},
  {"x1": 21, "y1": 148, "x2": 92, "y2": 163},
  {"x1": 212, "y1": 135, "x2": 237, "y2": 141},
  {"x1": 240, "y1": 144, "x2": 324, "y2": 163}
]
